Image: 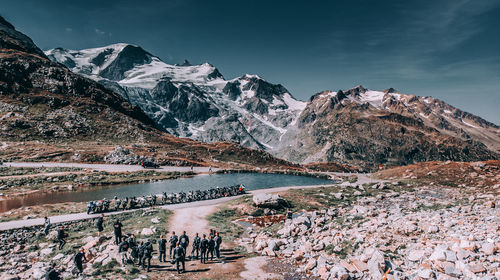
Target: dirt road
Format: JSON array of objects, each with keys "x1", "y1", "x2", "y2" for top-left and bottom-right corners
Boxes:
[
  {"x1": 2, "y1": 162, "x2": 218, "y2": 173},
  {"x1": 168, "y1": 205, "x2": 216, "y2": 235}
]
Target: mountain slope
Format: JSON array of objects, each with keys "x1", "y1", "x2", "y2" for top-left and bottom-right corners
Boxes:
[
  {"x1": 0, "y1": 16, "x2": 302, "y2": 170},
  {"x1": 276, "y1": 86, "x2": 499, "y2": 168},
  {"x1": 0, "y1": 19, "x2": 156, "y2": 142},
  {"x1": 46, "y1": 45, "x2": 306, "y2": 150}
]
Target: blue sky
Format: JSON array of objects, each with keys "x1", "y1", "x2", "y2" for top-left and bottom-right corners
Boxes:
[{"x1": 2, "y1": 0, "x2": 499, "y2": 124}]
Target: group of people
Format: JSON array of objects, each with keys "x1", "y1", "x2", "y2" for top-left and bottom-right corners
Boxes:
[
  {"x1": 43, "y1": 214, "x2": 225, "y2": 278},
  {"x1": 86, "y1": 185, "x2": 246, "y2": 214},
  {"x1": 118, "y1": 229, "x2": 223, "y2": 274}
]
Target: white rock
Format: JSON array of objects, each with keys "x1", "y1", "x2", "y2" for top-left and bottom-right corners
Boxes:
[
  {"x1": 52, "y1": 253, "x2": 65, "y2": 261},
  {"x1": 253, "y1": 193, "x2": 283, "y2": 208},
  {"x1": 408, "y1": 250, "x2": 426, "y2": 262},
  {"x1": 40, "y1": 248, "x2": 53, "y2": 257},
  {"x1": 141, "y1": 228, "x2": 154, "y2": 236}
]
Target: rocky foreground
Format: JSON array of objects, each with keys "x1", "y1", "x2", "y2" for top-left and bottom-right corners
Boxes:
[
  {"x1": 0, "y1": 209, "x2": 170, "y2": 279},
  {"x1": 238, "y1": 162, "x2": 499, "y2": 279}
]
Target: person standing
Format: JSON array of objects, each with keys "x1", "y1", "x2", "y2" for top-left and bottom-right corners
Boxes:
[
  {"x1": 114, "y1": 196, "x2": 121, "y2": 211},
  {"x1": 286, "y1": 208, "x2": 293, "y2": 220},
  {"x1": 118, "y1": 239, "x2": 130, "y2": 266},
  {"x1": 173, "y1": 242, "x2": 186, "y2": 274},
  {"x1": 73, "y1": 248, "x2": 87, "y2": 276},
  {"x1": 179, "y1": 231, "x2": 189, "y2": 250},
  {"x1": 127, "y1": 234, "x2": 138, "y2": 264},
  {"x1": 214, "y1": 232, "x2": 222, "y2": 260},
  {"x1": 158, "y1": 235, "x2": 167, "y2": 262},
  {"x1": 200, "y1": 234, "x2": 209, "y2": 264},
  {"x1": 137, "y1": 241, "x2": 145, "y2": 266},
  {"x1": 43, "y1": 217, "x2": 51, "y2": 236},
  {"x1": 45, "y1": 263, "x2": 61, "y2": 280},
  {"x1": 191, "y1": 233, "x2": 201, "y2": 259},
  {"x1": 169, "y1": 231, "x2": 178, "y2": 259},
  {"x1": 141, "y1": 240, "x2": 153, "y2": 272},
  {"x1": 96, "y1": 214, "x2": 104, "y2": 237},
  {"x1": 57, "y1": 226, "x2": 67, "y2": 250},
  {"x1": 113, "y1": 219, "x2": 123, "y2": 245},
  {"x1": 208, "y1": 235, "x2": 215, "y2": 260}
]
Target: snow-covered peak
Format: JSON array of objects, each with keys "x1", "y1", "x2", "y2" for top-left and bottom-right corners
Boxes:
[
  {"x1": 45, "y1": 43, "x2": 138, "y2": 75},
  {"x1": 46, "y1": 43, "x2": 227, "y2": 89}
]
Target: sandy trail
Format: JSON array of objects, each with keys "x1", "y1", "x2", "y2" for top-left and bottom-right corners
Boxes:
[{"x1": 167, "y1": 205, "x2": 216, "y2": 236}]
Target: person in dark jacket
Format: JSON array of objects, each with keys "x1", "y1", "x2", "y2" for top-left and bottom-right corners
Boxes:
[
  {"x1": 179, "y1": 231, "x2": 189, "y2": 250},
  {"x1": 113, "y1": 219, "x2": 123, "y2": 245},
  {"x1": 173, "y1": 242, "x2": 186, "y2": 274},
  {"x1": 128, "y1": 235, "x2": 138, "y2": 264},
  {"x1": 57, "y1": 226, "x2": 67, "y2": 250},
  {"x1": 118, "y1": 240, "x2": 130, "y2": 266},
  {"x1": 73, "y1": 248, "x2": 87, "y2": 276},
  {"x1": 214, "y1": 232, "x2": 222, "y2": 259},
  {"x1": 137, "y1": 241, "x2": 145, "y2": 266},
  {"x1": 96, "y1": 214, "x2": 104, "y2": 237},
  {"x1": 208, "y1": 235, "x2": 215, "y2": 260},
  {"x1": 199, "y1": 234, "x2": 209, "y2": 263},
  {"x1": 158, "y1": 235, "x2": 167, "y2": 262},
  {"x1": 45, "y1": 263, "x2": 61, "y2": 280},
  {"x1": 141, "y1": 240, "x2": 153, "y2": 272},
  {"x1": 191, "y1": 233, "x2": 201, "y2": 259},
  {"x1": 169, "y1": 231, "x2": 178, "y2": 258}
]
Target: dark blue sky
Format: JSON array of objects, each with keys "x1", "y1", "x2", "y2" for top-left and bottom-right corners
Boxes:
[{"x1": 2, "y1": 0, "x2": 499, "y2": 124}]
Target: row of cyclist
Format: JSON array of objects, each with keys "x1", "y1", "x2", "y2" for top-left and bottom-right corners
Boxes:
[{"x1": 86, "y1": 185, "x2": 246, "y2": 214}]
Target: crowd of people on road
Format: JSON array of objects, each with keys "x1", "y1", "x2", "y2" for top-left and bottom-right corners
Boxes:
[
  {"x1": 43, "y1": 214, "x2": 226, "y2": 279},
  {"x1": 86, "y1": 185, "x2": 245, "y2": 214}
]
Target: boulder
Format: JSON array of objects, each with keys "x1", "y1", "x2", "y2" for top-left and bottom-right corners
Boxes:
[
  {"x1": 267, "y1": 240, "x2": 278, "y2": 251},
  {"x1": 52, "y1": 253, "x2": 64, "y2": 261},
  {"x1": 46, "y1": 231, "x2": 58, "y2": 240},
  {"x1": 305, "y1": 258, "x2": 317, "y2": 271},
  {"x1": 481, "y1": 242, "x2": 495, "y2": 255},
  {"x1": 253, "y1": 193, "x2": 285, "y2": 208},
  {"x1": 141, "y1": 227, "x2": 155, "y2": 236},
  {"x1": 429, "y1": 247, "x2": 446, "y2": 261},
  {"x1": 330, "y1": 265, "x2": 349, "y2": 280},
  {"x1": 408, "y1": 250, "x2": 426, "y2": 262},
  {"x1": 40, "y1": 248, "x2": 53, "y2": 257},
  {"x1": 417, "y1": 269, "x2": 434, "y2": 279}
]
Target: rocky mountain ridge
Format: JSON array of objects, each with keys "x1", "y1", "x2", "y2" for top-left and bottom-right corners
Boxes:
[{"x1": 46, "y1": 42, "x2": 499, "y2": 168}]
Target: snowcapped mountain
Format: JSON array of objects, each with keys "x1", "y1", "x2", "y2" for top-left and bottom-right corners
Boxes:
[
  {"x1": 46, "y1": 44, "x2": 499, "y2": 168},
  {"x1": 46, "y1": 44, "x2": 305, "y2": 150}
]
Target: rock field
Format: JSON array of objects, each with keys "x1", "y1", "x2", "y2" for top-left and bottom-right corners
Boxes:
[{"x1": 237, "y1": 162, "x2": 499, "y2": 279}]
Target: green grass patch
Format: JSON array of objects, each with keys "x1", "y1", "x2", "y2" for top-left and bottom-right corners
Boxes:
[{"x1": 208, "y1": 208, "x2": 244, "y2": 242}]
